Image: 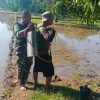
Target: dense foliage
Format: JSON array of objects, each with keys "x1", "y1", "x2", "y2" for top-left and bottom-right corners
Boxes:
[
  {"x1": 0, "y1": 0, "x2": 100, "y2": 26},
  {"x1": 0, "y1": 0, "x2": 54, "y2": 12}
]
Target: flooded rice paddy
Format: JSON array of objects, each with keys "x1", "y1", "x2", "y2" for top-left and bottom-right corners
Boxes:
[
  {"x1": 53, "y1": 26, "x2": 100, "y2": 80},
  {"x1": 0, "y1": 18, "x2": 100, "y2": 97},
  {"x1": 0, "y1": 21, "x2": 12, "y2": 97}
]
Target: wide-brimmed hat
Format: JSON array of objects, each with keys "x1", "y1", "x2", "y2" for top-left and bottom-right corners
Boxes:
[{"x1": 42, "y1": 11, "x2": 53, "y2": 22}]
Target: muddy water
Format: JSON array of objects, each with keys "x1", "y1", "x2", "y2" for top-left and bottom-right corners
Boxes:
[
  {"x1": 54, "y1": 26, "x2": 100, "y2": 80},
  {"x1": 0, "y1": 21, "x2": 12, "y2": 97}
]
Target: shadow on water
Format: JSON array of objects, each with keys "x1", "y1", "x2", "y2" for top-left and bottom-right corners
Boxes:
[{"x1": 27, "y1": 82, "x2": 100, "y2": 100}]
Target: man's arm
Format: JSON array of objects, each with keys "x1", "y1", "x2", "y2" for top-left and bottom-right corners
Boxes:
[
  {"x1": 17, "y1": 23, "x2": 34, "y2": 38},
  {"x1": 17, "y1": 27, "x2": 29, "y2": 38}
]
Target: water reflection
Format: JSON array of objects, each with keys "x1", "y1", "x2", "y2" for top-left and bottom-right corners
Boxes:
[
  {"x1": 57, "y1": 27, "x2": 100, "y2": 80},
  {"x1": 0, "y1": 21, "x2": 12, "y2": 96},
  {"x1": 58, "y1": 33, "x2": 100, "y2": 53},
  {"x1": 55, "y1": 25, "x2": 97, "y2": 39}
]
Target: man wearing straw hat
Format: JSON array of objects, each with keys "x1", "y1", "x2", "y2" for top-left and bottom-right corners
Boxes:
[{"x1": 32, "y1": 11, "x2": 56, "y2": 93}]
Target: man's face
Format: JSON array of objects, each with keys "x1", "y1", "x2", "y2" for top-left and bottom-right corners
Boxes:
[
  {"x1": 43, "y1": 20, "x2": 53, "y2": 27},
  {"x1": 22, "y1": 14, "x2": 31, "y2": 23}
]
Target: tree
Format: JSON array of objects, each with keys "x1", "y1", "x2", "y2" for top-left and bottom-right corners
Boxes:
[
  {"x1": 52, "y1": 0, "x2": 100, "y2": 26},
  {"x1": 0, "y1": 0, "x2": 6, "y2": 9},
  {"x1": 52, "y1": 0, "x2": 66, "y2": 21},
  {"x1": 1, "y1": 0, "x2": 100, "y2": 27},
  {"x1": 75, "y1": 0, "x2": 100, "y2": 27}
]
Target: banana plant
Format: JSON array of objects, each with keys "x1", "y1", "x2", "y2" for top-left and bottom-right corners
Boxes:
[{"x1": 74, "y1": 0, "x2": 100, "y2": 27}]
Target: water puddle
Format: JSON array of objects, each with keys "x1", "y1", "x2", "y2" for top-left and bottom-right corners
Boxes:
[
  {"x1": 54, "y1": 26, "x2": 100, "y2": 80},
  {"x1": 0, "y1": 21, "x2": 12, "y2": 97}
]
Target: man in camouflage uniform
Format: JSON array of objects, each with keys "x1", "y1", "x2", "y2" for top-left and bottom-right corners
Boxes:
[{"x1": 14, "y1": 10, "x2": 34, "y2": 90}]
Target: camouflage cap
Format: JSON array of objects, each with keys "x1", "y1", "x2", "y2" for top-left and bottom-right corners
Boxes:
[
  {"x1": 42, "y1": 11, "x2": 53, "y2": 22},
  {"x1": 21, "y1": 10, "x2": 31, "y2": 17}
]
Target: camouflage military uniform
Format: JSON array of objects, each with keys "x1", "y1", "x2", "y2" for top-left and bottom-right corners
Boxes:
[{"x1": 14, "y1": 22, "x2": 33, "y2": 86}]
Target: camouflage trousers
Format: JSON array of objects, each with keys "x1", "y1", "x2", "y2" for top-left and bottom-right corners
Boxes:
[{"x1": 16, "y1": 52, "x2": 33, "y2": 86}]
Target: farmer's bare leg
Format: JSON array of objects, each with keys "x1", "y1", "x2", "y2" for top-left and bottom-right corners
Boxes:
[
  {"x1": 33, "y1": 72, "x2": 38, "y2": 86},
  {"x1": 45, "y1": 76, "x2": 52, "y2": 92}
]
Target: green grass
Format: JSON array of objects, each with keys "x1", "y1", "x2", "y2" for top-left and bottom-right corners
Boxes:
[
  {"x1": 3, "y1": 89, "x2": 12, "y2": 98},
  {"x1": 31, "y1": 17, "x2": 100, "y2": 29},
  {"x1": 58, "y1": 20, "x2": 81, "y2": 25},
  {"x1": 26, "y1": 82, "x2": 80, "y2": 100},
  {"x1": 27, "y1": 80, "x2": 100, "y2": 100},
  {"x1": 94, "y1": 22, "x2": 100, "y2": 29},
  {"x1": 31, "y1": 17, "x2": 41, "y2": 24},
  {"x1": 56, "y1": 20, "x2": 100, "y2": 29},
  {"x1": 29, "y1": 84, "x2": 80, "y2": 100}
]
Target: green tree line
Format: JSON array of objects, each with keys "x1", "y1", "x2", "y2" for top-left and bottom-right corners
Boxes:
[
  {"x1": 0, "y1": 0, "x2": 100, "y2": 26},
  {"x1": 0, "y1": 0, "x2": 54, "y2": 13}
]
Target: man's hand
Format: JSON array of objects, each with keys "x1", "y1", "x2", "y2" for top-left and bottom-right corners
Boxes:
[
  {"x1": 27, "y1": 23, "x2": 34, "y2": 31},
  {"x1": 17, "y1": 22, "x2": 35, "y2": 38}
]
